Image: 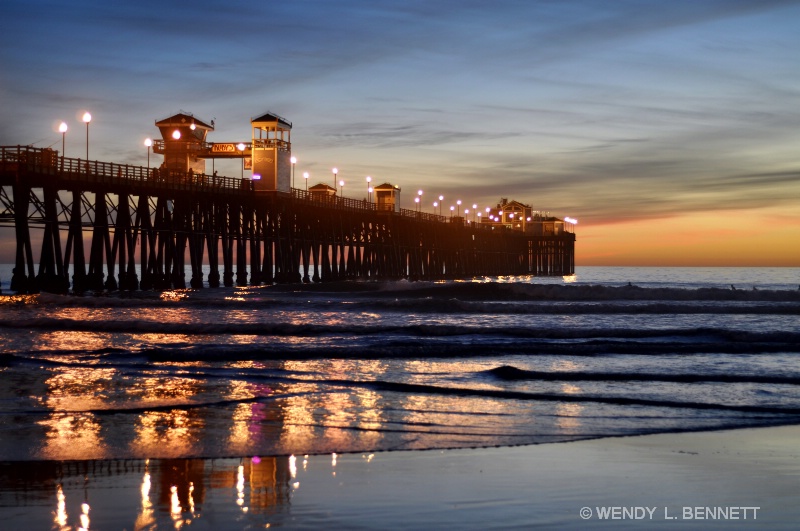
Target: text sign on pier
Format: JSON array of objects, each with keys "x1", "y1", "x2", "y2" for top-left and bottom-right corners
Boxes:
[{"x1": 211, "y1": 143, "x2": 237, "y2": 153}]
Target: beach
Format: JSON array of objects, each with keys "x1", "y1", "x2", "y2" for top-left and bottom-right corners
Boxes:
[
  {"x1": 266, "y1": 424, "x2": 800, "y2": 529},
  {"x1": 1, "y1": 267, "x2": 798, "y2": 528},
  {"x1": 2, "y1": 424, "x2": 798, "y2": 529}
]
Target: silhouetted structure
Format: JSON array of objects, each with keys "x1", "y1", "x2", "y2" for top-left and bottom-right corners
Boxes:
[{"x1": 1, "y1": 129, "x2": 575, "y2": 294}]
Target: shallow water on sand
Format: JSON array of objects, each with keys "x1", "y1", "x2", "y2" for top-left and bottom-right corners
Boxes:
[
  {"x1": 1, "y1": 267, "x2": 799, "y2": 528},
  {"x1": 1, "y1": 267, "x2": 799, "y2": 462}
]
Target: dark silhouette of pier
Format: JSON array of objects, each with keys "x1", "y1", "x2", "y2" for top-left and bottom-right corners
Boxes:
[{"x1": 0, "y1": 140, "x2": 574, "y2": 294}]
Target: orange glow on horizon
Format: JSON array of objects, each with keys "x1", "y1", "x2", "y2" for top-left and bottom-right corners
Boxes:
[{"x1": 577, "y1": 208, "x2": 800, "y2": 267}]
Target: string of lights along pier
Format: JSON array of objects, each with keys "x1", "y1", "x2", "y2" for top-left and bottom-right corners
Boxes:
[{"x1": 0, "y1": 110, "x2": 575, "y2": 293}]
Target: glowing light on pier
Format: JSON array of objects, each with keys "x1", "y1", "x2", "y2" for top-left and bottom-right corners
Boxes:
[
  {"x1": 82, "y1": 112, "x2": 91, "y2": 161},
  {"x1": 303, "y1": 171, "x2": 309, "y2": 191},
  {"x1": 237, "y1": 143, "x2": 246, "y2": 179},
  {"x1": 59, "y1": 122, "x2": 68, "y2": 156},
  {"x1": 172, "y1": 130, "x2": 181, "y2": 140},
  {"x1": 144, "y1": 138, "x2": 152, "y2": 171}
]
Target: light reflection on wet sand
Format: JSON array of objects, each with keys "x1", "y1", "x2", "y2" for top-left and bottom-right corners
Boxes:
[
  {"x1": 0, "y1": 346, "x2": 617, "y2": 462},
  {"x1": 3, "y1": 426, "x2": 800, "y2": 529},
  {"x1": 37, "y1": 411, "x2": 109, "y2": 461}
]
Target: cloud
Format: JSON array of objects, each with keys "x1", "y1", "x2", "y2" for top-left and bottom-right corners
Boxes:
[{"x1": 2, "y1": 0, "x2": 800, "y2": 267}]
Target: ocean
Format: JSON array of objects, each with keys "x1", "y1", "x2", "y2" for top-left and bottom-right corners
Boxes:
[{"x1": 1, "y1": 265, "x2": 799, "y2": 528}]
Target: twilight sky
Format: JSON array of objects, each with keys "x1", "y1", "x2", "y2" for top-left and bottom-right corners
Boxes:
[{"x1": 2, "y1": 0, "x2": 799, "y2": 266}]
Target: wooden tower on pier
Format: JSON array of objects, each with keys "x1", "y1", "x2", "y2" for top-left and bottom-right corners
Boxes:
[
  {"x1": 155, "y1": 111, "x2": 214, "y2": 176},
  {"x1": 374, "y1": 182, "x2": 401, "y2": 212},
  {"x1": 251, "y1": 111, "x2": 292, "y2": 192}
]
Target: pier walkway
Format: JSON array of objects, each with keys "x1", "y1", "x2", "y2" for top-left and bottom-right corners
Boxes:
[{"x1": 0, "y1": 145, "x2": 575, "y2": 293}]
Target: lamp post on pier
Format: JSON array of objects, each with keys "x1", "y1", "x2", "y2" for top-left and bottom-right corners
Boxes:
[
  {"x1": 237, "y1": 143, "x2": 246, "y2": 179},
  {"x1": 303, "y1": 171, "x2": 309, "y2": 191},
  {"x1": 366, "y1": 176, "x2": 372, "y2": 202},
  {"x1": 144, "y1": 138, "x2": 152, "y2": 173},
  {"x1": 59, "y1": 122, "x2": 67, "y2": 157},
  {"x1": 438, "y1": 195, "x2": 444, "y2": 216},
  {"x1": 332, "y1": 167, "x2": 338, "y2": 188},
  {"x1": 82, "y1": 112, "x2": 91, "y2": 162}
]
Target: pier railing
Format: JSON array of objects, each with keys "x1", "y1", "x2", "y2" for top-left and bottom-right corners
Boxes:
[
  {"x1": 1, "y1": 145, "x2": 576, "y2": 292},
  {"x1": 0, "y1": 145, "x2": 246, "y2": 194},
  {"x1": 1, "y1": 145, "x2": 497, "y2": 227}
]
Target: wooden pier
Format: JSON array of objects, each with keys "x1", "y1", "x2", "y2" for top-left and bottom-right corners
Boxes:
[{"x1": 0, "y1": 145, "x2": 575, "y2": 294}]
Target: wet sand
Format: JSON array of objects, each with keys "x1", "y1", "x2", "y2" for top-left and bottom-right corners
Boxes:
[{"x1": 1, "y1": 424, "x2": 798, "y2": 529}]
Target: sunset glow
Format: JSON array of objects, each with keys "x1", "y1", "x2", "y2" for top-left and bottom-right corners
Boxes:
[{"x1": 2, "y1": 1, "x2": 799, "y2": 266}]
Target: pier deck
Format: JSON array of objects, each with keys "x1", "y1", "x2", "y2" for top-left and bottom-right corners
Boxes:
[{"x1": 1, "y1": 146, "x2": 575, "y2": 293}]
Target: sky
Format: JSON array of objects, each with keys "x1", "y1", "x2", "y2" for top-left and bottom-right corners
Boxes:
[{"x1": 2, "y1": 0, "x2": 799, "y2": 266}]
